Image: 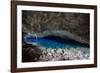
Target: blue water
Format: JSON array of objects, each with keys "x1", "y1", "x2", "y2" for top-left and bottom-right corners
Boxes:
[{"x1": 24, "y1": 36, "x2": 89, "y2": 49}]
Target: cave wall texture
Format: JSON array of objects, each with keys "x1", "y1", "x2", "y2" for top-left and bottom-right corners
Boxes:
[{"x1": 22, "y1": 10, "x2": 90, "y2": 43}]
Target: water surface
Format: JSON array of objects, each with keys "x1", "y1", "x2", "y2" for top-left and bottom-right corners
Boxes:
[{"x1": 24, "y1": 35, "x2": 89, "y2": 49}]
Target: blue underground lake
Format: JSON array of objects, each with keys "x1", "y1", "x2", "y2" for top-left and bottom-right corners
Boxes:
[{"x1": 24, "y1": 35, "x2": 89, "y2": 49}]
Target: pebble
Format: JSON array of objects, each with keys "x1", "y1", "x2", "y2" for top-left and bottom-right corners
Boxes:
[{"x1": 39, "y1": 47, "x2": 90, "y2": 61}]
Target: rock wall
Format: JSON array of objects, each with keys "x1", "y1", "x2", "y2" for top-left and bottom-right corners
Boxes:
[{"x1": 22, "y1": 10, "x2": 90, "y2": 43}]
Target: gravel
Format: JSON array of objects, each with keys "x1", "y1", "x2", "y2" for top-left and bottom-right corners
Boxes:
[{"x1": 39, "y1": 48, "x2": 90, "y2": 61}]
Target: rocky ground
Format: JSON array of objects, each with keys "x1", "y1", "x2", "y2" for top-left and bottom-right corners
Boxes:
[
  {"x1": 22, "y1": 44, "x2": 90, "y2": 62},
  {"x1": 39, "y1": 47, "x2": 90, "y2": 61}
]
